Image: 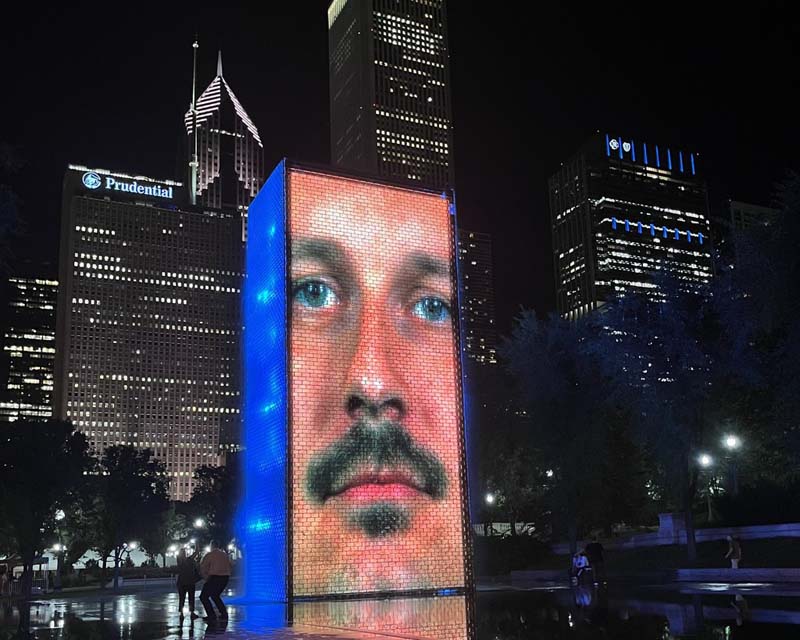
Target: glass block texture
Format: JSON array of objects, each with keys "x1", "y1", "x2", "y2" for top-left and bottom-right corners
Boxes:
[
  {"x1": 242, "y1": 160, "x2": 288, "y2": 602},
  {"x1": 288, "y1": 169, "x2": 467, "y2": 597},
  {"x1": 293, "y1": 595, "x2": 470, "y2": 639}
]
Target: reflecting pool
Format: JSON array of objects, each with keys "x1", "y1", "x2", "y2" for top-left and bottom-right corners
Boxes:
[{"x1": 2, "y1": 582, "x2": 800, "y2": 639}]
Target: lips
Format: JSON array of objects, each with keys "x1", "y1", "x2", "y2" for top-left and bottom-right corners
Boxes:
[{"x1": 330, "y1": 471, "x2": 425, "y2": 503}]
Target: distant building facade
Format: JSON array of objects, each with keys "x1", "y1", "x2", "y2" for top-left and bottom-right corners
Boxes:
[
  {"x1": 0, "y1": 270, "x2": 58, "y2": 422},
  {"x1": 729, "y1": 199, "x2": 778, "y2": 231},
  {"x1": 549, "y1": 133, "x2": 714, "y2": 318},
  {"x1": 55, "y1": 165, "x2": 242, "y2": 500},
  {"x1": 184, "y1": 52, "x2": 265, "y2": 241},
  {"x1": 328, "y1": 0, "x2": 455, "y2": 190},
  {"x1": 457, "y1": 229, "x2": 497, "y2": 365}
]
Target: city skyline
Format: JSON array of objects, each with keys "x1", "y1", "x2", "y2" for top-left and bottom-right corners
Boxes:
[{"x1": 2, "y1": 3, "x2": 798, "y2": 335}]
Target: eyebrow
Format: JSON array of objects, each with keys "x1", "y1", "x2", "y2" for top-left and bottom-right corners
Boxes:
[
  {"x1": 402, "y1": 253, "x2": 451, "y2": 280},
  {"x1": 291, "y1": 237, "x2": 348, "y2": 269}
]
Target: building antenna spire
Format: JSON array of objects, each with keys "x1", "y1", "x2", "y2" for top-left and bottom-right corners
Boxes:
[
  {"x1": 217, "y1": 50, "x2": 223, "y2": 77},
  {"x1": 189, "y1": 38, "x2": 199, "y2": 206}
]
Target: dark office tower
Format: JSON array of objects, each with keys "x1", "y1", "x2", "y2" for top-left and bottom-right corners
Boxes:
[
  {"x1": 549, "y1": 133, "x2": 714, "y2": 318},
  {"x1": 729, "y1": 200, "x2": 778, "y2": 231},
  {"x1": 458, "y1": 229, "x2": 497, "y2": 365},
  {"x1": 0, "y1": 267, "x2": 58, "y2": 422},
  {"x1": 55, "y1": 166, "x2": 242, "y2": 501},
  {"x1": 184, "y1": 52, "x2": 265, "y2": 241},
  {"x1": 328, "y1": 0, "x2": 454, "y2": 190}
]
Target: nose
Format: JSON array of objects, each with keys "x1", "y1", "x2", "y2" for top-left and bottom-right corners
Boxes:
[{"x1": 345, "y1": 310, "x2": 406, "y2": 423}]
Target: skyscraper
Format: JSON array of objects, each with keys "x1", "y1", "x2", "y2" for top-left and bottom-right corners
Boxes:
[
  {"x1": 328, "y1": 0, "x2": 455, "y2": 190},
  {"x1": 729, "y1": 199, "x2": 778, "y2": 231},
  {"x1": 457, "y1": 229, "x2": 497, "y2": 365},
  {"x1": 184, "y1": 51, "x2": 265, "y2": 241},
  {"x1": 549, "y1": 133, "x2": 714, "y2": 318},
  {"x1": 0, "y1": 268, "x2": 58, "y2": 422},
  {"x1": 55, "y1": 166, "x2": 242, "y2": 500}
]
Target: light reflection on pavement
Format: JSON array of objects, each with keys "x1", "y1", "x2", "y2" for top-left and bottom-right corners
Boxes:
[{"x1": 0, "y1": 589, "x2": 470, "y2": 639}]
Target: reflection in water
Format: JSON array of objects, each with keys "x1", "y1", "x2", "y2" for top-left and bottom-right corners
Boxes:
[
  {"x1": 294, "y1": 594, "x2": 471, "y2": 639},
  {"x1": 3, "y1": 587, "x2": 800, "y2": 639}
]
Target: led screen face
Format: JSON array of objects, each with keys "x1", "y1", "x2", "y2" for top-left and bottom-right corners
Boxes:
[{"x1": 289, "y1": 171, "x2": 466, "y2": 597}]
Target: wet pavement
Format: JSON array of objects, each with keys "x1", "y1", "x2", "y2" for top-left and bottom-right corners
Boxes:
[{"x1": 3, "y1": 581, "x2": 800, "y2": 638}]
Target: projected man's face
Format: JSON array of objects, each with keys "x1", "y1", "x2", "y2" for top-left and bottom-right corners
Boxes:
[{"x1": 290, "y1": 172, "x2": 465, "y2": 596}]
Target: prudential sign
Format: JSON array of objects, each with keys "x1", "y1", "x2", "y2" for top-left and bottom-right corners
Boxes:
[{"x1": 81, "y1": 170, "x2": 174, "y2": 200}]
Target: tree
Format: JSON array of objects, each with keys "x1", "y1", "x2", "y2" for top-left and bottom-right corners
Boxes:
[
  {"x1": 599, "y1": 268, "x2": 763, "y2": 561},
  {"x1": 500, "y1": 311, "x2": 625, "y2": 552},
  {"x1": 84, "y1": 445, "x2": 169, "y2": 589},
  {"x1": 0, "y1": 420, "x2": 93, "y2": 598},
  {"x1": 139, "y1": 505, "x2": 188, "y2": 568},
  {"x1": 189, "y1": 454, "x2": 240, "y2": 548}
]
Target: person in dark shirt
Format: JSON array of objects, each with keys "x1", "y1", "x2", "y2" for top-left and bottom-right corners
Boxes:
[
  {"x1": 584, "y1": 536, "x2": 606, "y2": 584},
  {"x1": 176, "y1": 549, "x2": 200, "y2": 620}
]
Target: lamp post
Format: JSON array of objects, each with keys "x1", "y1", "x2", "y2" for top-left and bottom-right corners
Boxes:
[
  {"x1": 53, "y1": 510, "x2": 66, "y2": 591},
  {"x1": 723, "y1": 434, "x2": 742, "y2": 496},
  {"x1": 484, "y1": 493, "x2": 495, "y2": 537},
  {"x1": 113, "y1": 541, "x2": 138, "y2": 590},
  {"x1": 698, "y1": 453, "x2": 715, "y2": 522}
]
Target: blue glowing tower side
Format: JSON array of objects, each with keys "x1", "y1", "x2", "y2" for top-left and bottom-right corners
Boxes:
[{"x1": 242, "y1": 160, "x2": 288, "y2": 602}]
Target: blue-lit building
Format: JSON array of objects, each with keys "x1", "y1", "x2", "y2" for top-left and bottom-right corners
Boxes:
[{"x1": 549, "y1": 132, "x2": 713, "y2": 318}]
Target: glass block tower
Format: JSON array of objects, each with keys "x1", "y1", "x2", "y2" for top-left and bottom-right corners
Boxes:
[
  {"x1": 184, "y1": 52, "x2": 265, "y2": 241},
  {"x1": 55, "y1": 166, "x2": 243, "y2": 500},
  {"x1": 549, "y1": 133, "x2": 714, "y2": 318},
  {"x1": 0, "y1": 270, "x2": 58, "y2": 422},
  {"x1": 328, "y1": 0, "x2": 455, "y2": 190}
]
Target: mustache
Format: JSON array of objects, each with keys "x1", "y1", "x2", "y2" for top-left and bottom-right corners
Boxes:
[{"x1": 305, "y1": 419, "x2": 448, "y2": 503}]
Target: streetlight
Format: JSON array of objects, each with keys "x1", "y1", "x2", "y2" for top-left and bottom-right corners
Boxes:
[
  {"x1": 194, "y1": 518, "x2": 205, "y2": 529},
  {"x1": 53, "y1": 510, "x2": 66, "y2": 591},
  {"x1": 724, "y1": 435, "x2": 741, "y2": 451},
  {"x1": 697, "y1": 454, "x2": 715, "y2": 522},
  {"x1": 485, "y1": 493, "x2": 495, "y2": 505},
  {"x1": 723, "y1": 434, "x2": 742, "y2": 496}
]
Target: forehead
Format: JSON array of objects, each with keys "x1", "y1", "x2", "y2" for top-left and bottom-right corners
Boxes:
[{"x1": 289, "y1": 171, "x2": 452, "y2": 255}]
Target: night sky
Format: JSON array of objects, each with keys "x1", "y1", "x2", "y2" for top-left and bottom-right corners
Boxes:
[{"x1": 2, "y1": 2, "x2": 798, "y2": 336}]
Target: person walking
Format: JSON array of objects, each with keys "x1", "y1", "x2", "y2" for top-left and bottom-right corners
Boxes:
[
  {"x1": 199, "y1": 541, "x2": 232, "y2": 622},
  {"x1": 176, "y1": 549, "x2": 200, "y2": 620},
  {"x1": 725, "y1": 535, "x2": 742, "y2": 569},
  {"x1": 585, "y1": 535, "x2": 606, "y2": 584}
]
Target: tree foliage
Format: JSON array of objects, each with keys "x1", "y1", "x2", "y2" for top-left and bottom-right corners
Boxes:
[
  {"x1": 81, "y1": 445, "x2": 169, "y2": 586},
  {"x1": 188, "y1": 453, "x2": 240, "y2": 546},
  {"x1": 0, "y1": 420, "x2": 93, "y2": 596}
]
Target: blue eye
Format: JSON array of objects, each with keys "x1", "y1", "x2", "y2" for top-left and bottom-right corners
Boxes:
[
  {"x1": 293, "y1": 280, "x2": 338, "y2": 309},
  {"x1": 412, "y1": 297, "x2": 451, "y2": 323}
]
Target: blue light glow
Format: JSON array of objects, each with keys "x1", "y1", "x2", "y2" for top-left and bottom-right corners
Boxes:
[
  {"x1": 655, "y1": 146, "x2": 661, "y2": 168},
  {"x1": 605, "y1": 134, "x2": 611, "y2": 157},
  {"x1": 242, "y1": 160, "x2": 288, "y2": 603},
  {"x1": 631, "y1": 141, "x2": 636, "y2": 162},
  {"x1": 610, "y1": 215, "x2": 706, "y2": 245},
  {"x1": 667, "y1": 149, "x2": 673, "y2": 171},
  {"x1": 679, "y1": 151, "x2": 684, "y2": 173},
  {"x1": 643, "y1": 143, "x2": 649, "y2": 165},
  {"x1": 691, "y1": 153, "x2": 696, "y2": 175},
  {"x1": 618, "y1": 137, "x2": 624, "y2": 159}
]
